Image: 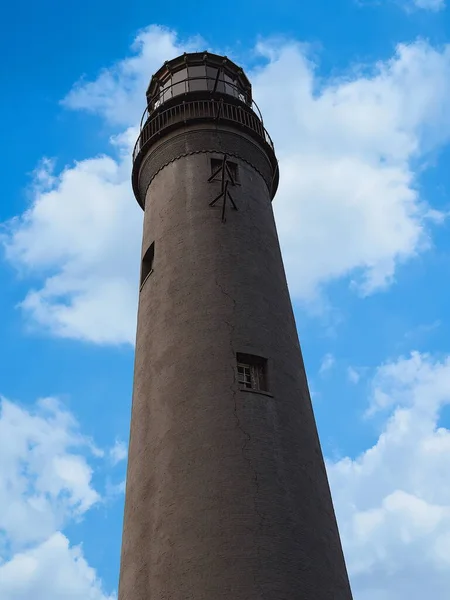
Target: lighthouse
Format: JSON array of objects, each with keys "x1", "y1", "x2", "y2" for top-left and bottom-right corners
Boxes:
[{"x1": 118, "y1": 51, "x2": 353, "y2": 600}]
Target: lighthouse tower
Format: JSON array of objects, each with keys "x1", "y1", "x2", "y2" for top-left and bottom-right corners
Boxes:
[{"x1": 118, "y1": 52, "x2": 353, "y2": 600}]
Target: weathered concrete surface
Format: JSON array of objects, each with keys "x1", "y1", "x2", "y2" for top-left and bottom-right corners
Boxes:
[{"x1": 118, "y1": 122, "x2": 353, "y2": 599}]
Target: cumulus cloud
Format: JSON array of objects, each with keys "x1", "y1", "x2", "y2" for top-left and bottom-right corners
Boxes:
[
  {"x1": 0, "y1": 396, "x2": 99, "y2": 549},
  {"x1": 329, "y1": 352, "x2": 450, "y2": 599},
  {"x1": 253, "y1": 40, "x2": 450, "y2": 300},
  {"x1": 2, "y1": 27, "x2": 449, "y2": 343},
  {"x1": 0, "y1": 396, "x2": 113, "y2": 599},
  {"x1": 0, "y1": 533, "x2": 115, "y2": 600},
  {"x1": 3, "y1": 153, "x2": 141, "y2": 344}
]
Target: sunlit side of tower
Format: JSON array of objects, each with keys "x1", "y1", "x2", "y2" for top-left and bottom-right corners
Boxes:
[{"x1": 118, "y1": 52, "x2": 353, "y2": 600}]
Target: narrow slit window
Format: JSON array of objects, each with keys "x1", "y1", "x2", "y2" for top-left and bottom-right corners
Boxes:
[
  {"x1": 210, "y1": 157, "x2": 238, "y2": 184},
  {"x1": 237, "y1": 353, "x2": 268, "y2": 392},
  {"x1": 140, "y1": 242, "x2": 155, "y2": 289}
]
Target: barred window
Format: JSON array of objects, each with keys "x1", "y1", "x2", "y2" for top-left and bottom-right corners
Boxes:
[{"x1": 237, "y1": 353, "x2": 268, "y2": 392}]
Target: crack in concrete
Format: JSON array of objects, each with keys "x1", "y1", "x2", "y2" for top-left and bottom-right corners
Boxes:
[{"x1": 215, "y1": 276, "x2": 266, "y2": 600}]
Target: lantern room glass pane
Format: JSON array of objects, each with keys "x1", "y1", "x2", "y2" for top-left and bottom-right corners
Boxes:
[
  {"x1": 206, "y1": 66, "x2": 218, "y2": 91},
  {"x1": 224, "y1": 72, "x2": 237, "y2": 97},
  {"x1": 158, "y1": 77, "x2": 171, "y2": 103},
  {"x1": 188, "y1": 65, "x2": 207, "y2": 91},
  {"x1": 172, "y1": 68, "x2": 187, "y2": 97},
  {"x1": 172, "y1": 68, "x2": 187, "y2": 83},
  {"x1": 189, "y1": 65, "x2": 205, "y2": 77},
  {"x1": 215, "y1": 77, "x2": 225, "y2": 94}
]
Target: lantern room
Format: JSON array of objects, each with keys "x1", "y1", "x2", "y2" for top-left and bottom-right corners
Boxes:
[{"x1": 146, "y1": 52, "x2": 253, "y2": 112}]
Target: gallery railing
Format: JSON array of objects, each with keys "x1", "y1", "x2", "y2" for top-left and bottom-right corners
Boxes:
[{"x1": 133, "y1": 98, "x2": 275, "y2": 164}]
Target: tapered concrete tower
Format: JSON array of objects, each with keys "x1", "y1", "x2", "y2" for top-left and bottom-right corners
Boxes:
[{"x1": 118, "y1": 52, "x2": 353, "y2": 599}]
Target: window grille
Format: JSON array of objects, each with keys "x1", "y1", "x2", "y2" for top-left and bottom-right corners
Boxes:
[{"x1": 237, "y1": 353, "x2": 268, "y2": 392}]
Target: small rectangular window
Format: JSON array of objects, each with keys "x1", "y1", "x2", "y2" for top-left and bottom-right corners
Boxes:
[
  {"x1": 210, "y1": 158, "x2": 238, "y2": 184},
  {"x1": 140, "y1": 242, "x2": 154, "y2": 289},
  {"x1": 237, "y1": 353, "x2": 268, "y2": 392}
]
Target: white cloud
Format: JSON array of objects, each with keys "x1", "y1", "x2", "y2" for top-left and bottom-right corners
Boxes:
[
  {"x1": 0, "y1": 396, "x2": 99, "y2": 549},
  {"x1": 3, "y1": 153, "x2": 141, "y2": 345},
  {"x1": 0, "y1": 396, "x2": 113, "y2": 599},
  {"x1": 0, "y1": 533, "x2": 115, "y2": 600},
  {"x1": 320, "y1": 352, "x2": 335, "y2": 374},
  {"x1": 2, "y1": 28, "x2": 450, "y2": 343},
  {"x1": 253, "y1": 40, "x2": 450, "y2": 300},
  {"x1": 329, "y1": 352, "x2": 450, "y2": 599}
]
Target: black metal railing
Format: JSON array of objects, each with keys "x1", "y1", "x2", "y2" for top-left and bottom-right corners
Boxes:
[{"x1": 133, "y1": 98, "x2": 275, "y2": 164}]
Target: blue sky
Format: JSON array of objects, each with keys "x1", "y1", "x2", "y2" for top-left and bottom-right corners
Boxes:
[{"x1": 1, "y1": 0, "x2": 450, "y2": 598}]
